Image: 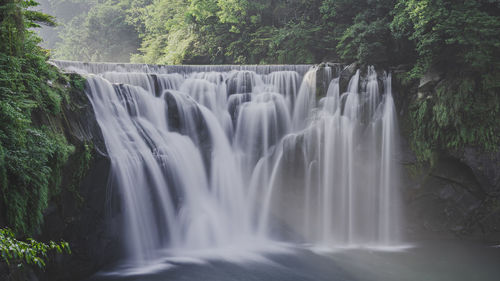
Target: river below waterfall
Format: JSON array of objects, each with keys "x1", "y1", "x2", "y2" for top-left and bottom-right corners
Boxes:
[{"x1": 87, "y1": 241, "x2": 500, "y2": 281}]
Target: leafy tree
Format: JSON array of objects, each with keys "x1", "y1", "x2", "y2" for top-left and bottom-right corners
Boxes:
[
  {"x1": 392, "y1": 0, "x2": 500, "y2": 160},
  {"x1": 129, "y1": 0, "x2": 192, "y2": 64},
  {"x1": 336, "y1": 0, "x2": 395, "y2": 65},
  {"x1": 55, "y1": 0, "x2": 139, "y2": 62},
  {"x1": 391, "y1": 0, "x2": 500, "y2": 78},
  {"x1": 0, "y1": 228, "x2": 70, "y2": 269},
  {"x1": 35, "y1": 0, "x2": 96, "y2": 49},
  {"x1": 0, "y1": 0, "x2": 74, "y2": 234}
]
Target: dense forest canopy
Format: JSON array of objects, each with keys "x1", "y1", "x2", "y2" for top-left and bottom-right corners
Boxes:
[{"x1": 38, "y1": 0, "x2": 499, "y2": 68}]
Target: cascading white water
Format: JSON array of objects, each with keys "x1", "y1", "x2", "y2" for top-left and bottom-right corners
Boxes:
[{"x1": 55, "y1": 61, "x2": 402, "y2": 268}]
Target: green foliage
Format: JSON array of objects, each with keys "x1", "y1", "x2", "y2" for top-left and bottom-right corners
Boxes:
[
  {"x1": 120, "y1": 0, "x2": 405, "y2": 64},
  {"x1": 37, "y1": 0, "x2": 500, "y2": 68},
  {"x1": 54, "y1": 0, "x2": 140, "y2": 62},
  {"x1": 42, "y1": 0, "x2": 336, "y2": 64},
  {"x1": 391, "y1": 0, "x2": 500, "y2": 78},
  {"x1": 394, "y1": 0, "x2": 500, "y2": 161},
  {"x1": 129, "y1": 0, "x2": 193, "y2": 64},
  {"x1": 333, "y1": 0, "x2": 397, "y2": 66},
  {"x1": 0, "y1": 228, "x2": 70, "y2": 269},
  {"x1": 409, "y1": 76, "x2": 500, "y2": 163},
  {"x1": 0, "y1": 0, "x2": 75, "y2": 235},
  {"x1": 266, "y1": 22, "x2": 319, "y2": 64},
  {"x1": 68, "y1": 142, "x2": 93, "y2": 205}
]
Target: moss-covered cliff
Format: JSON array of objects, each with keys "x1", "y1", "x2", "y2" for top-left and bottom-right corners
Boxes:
[
  {"x1": 36, "y1": 73, "x2": 121, "y2": 281},
  {"x1": 393, "y1": 71, "x2": 500, "y2": 241}
]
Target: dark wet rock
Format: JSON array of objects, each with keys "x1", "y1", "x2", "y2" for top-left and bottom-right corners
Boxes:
[
  {"x1": 164, "y1": 90, "x2": 182, "y2": 130},
  {"x1": 315, "y1": 66, "x2": 331, "y2": 98},
  {"x1": 163, "y1": 90, "x2": 213, "y2": 176},
  {"x1": 227, "y1": 93, "x2": 251, "y2": 126},
  {"x1": 339, "y1": 63, "x2": 357, "y2": 93},
  {"x1": 36, "y1": 77, "x2": 122, "y2": 281},
  {"x1": 403, "y1": 156, "x2": 482, "y2": 239},
  {"x1": 149, "y1": 74, "x2": 162, "y2": 97},
  {"x1": 401, "y1": 148, "x2": 500, "y2": 241},
  {"x1": 453, "y1": 147, "x2": 500, "y2": 196},
  {"x1": 439, "y1": 185, "x2": 456, "y2": 200},
  {"x1": 226, "y1": 71, "x2": 254, "y2": 96}
]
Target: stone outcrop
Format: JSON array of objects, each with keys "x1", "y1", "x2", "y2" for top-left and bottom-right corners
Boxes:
[
  {"x1": 394, "y1": 69, "x2": 500, "y2": 242},
  {"x1": 36, "y1": 75, "x2": 122, "y2": 281}
]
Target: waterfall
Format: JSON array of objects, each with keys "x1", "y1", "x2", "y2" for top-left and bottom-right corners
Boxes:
[{"x1": 54, "y1": 61, "x2": 402, "y2": 267}]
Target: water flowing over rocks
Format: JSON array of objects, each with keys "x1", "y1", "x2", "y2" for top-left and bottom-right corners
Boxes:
[
  {"x1": 41, "y1": 61, "x2": 500, "y2": 280},
  {"x1": 48, "y1": 61, "x2": 402, "y2": 275}
]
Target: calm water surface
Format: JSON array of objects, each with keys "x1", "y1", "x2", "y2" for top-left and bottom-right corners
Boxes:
[{"x1": 88, "y1": 240, "x2": 500, "y2": 281}]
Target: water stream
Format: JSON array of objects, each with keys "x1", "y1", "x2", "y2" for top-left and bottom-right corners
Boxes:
[{"x1": 55, "y1": 61, "x2": 404, "y2": 276}]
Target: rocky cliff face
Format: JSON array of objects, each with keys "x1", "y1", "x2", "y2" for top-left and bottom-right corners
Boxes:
[
  {"x1": 400, "y1": 145, "x2": 500, "y2": 242},
  {"x1": 36, "y1": 74, "x2": 122, "y2": 281},
  {"x1": 392, "y1": 71, "x2": 500, "y2": 242}
]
